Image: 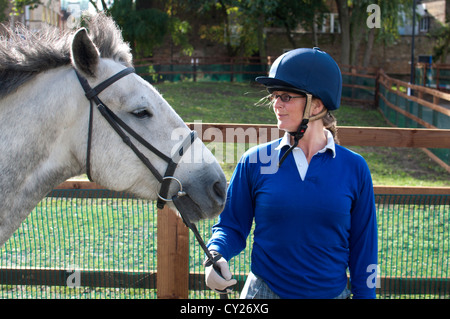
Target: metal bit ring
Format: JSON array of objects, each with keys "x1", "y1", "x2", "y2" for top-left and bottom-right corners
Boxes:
[{"x1": 157, "y1": 176, "x2": 186, "y2": 202}]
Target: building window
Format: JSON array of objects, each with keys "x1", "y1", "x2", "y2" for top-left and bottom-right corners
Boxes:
[
  {"x1": 319, "y1": 13, "x2": 340, "y2": 33},
  {"x1": 419, "y1": 16, "x2": 429, "y2": 32}
]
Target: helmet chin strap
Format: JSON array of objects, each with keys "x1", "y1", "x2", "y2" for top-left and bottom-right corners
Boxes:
[{"x1": 278, "y1": 94, "x2": 327, "y2": 167}]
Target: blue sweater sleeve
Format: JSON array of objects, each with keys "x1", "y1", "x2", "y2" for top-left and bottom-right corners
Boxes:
[
  {"x1": 348, "y1": 159, "x2": 378, "y2": 299},
  {"x1": 207, "y1": 156, "x2": 254, "y2": 261}
]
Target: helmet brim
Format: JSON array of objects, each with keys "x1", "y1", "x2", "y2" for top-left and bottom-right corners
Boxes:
[
  {"x1": 256, "y1": 76, "x2": 309, "y2": 95},
  {"x1": 255, "y1": 76, "x2": 292, "y2": 87}
]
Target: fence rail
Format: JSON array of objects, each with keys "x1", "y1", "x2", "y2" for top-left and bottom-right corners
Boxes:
[
  {"x1": 371, "y1": 69, "x2": 450, "y2": 172},
  {"x1": 134, "y1": 55, "x2": 269, "y2": 83},
  {"x1": 186, "y1": 123, "x2": 450, "y2": 148},
  {"x1": 415, "y1": 63, "x2": 450, "y2": 91},
  {"x1": 1, "y1": 265, "x2": 449, "y2": 296}
]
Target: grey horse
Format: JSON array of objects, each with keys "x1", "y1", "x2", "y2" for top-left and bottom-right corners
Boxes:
[{"x1": 0, "y1": 14, "x2": 227, "y2": 247}]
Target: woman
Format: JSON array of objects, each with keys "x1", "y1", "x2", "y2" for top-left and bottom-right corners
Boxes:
[{"x1": 205, "y1": 48, "x2": 378, "y2": 299}]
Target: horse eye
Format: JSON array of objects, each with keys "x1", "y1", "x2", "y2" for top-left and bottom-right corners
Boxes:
[{"x1": 131, "y1": 109, "x2": 152, "y2": 119}]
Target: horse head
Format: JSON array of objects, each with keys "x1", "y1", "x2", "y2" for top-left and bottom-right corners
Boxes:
[{"x1": 70, "y1": 27, "x2": 227, "y2": 222}]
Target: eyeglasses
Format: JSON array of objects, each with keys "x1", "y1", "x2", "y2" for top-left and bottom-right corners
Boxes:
[{"x1": 268, "y1": 93, "x2": 305, "y2": 103}]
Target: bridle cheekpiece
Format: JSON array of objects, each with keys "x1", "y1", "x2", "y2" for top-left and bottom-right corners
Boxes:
[{"x1": 74, "y1": 67, "x2": 197, "y2": 209}]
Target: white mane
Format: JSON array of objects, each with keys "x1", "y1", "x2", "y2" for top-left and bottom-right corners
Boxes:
[{"x1": 0, "y1": 13, "x2": 132, "y2": 99}]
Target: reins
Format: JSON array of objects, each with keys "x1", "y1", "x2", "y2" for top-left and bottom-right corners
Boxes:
[{"x1": 75, "y1": 67, "x2": 228, "y2": 298}]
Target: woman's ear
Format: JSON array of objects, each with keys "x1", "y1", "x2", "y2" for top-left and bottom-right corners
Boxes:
[{"x1": 311, "y1": 98, "x2": 325, "y2": 116}]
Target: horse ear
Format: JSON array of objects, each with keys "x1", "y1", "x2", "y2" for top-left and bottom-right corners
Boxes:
[{"x1": 71, "y1": 28, "x2": 100, "y2": 78}]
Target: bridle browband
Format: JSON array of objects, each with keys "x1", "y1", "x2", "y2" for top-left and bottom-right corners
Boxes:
[{"x1": 74, "y1": 67, "x2": 196, "y2": 209}]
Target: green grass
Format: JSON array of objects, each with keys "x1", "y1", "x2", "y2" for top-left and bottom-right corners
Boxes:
[
  {"x1": 155, "y1": 81, "x2": 449, "y2": 187},
  {"x1": 158, "y1": 81, "x2": 276, "y2": 124}
]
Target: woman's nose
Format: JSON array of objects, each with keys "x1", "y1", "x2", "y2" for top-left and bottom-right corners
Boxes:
[{"x1": 273, "y1": 97, "x2": 284, "y2": 109}]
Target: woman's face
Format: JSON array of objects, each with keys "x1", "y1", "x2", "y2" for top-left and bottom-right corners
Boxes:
[{"x1": 271, "y1": 91, "x2": 306, "y2": 132}]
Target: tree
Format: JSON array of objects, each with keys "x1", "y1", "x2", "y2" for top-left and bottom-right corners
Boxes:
[
  {"x1": 0, "y1": 0, "x2": 8, "y2": 22},
  {"x1": 336, "y1": 0, "x2": 414, "y2": 67},
  {"x1": 88, "y1": 0, "x2": 111, "y2": 12},
  {"x1": 176, "y1": 0, "x2": 327, "y2": 57},
  {"x1": 10, "y1": 0, "x2": 41, "y2": 15},
  {"x1": 431, "y1": 24, "x2": 450, "y2": 63},
  {"x1": 267, "y1": 0, "x2": 327, "y2": 48},
  {"x1": 430, "y1": 1, "x2": 450, "y2": 63},
  {"x1": 108, "y1": 0, "x2": 169, "y2": 58},
  {"x1": 88, "y1": 0, "x2": 192, "y2": 58}
]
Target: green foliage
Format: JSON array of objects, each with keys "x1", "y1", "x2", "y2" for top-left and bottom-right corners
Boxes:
[
  {"x1": 109, "y1": 0, "x2": 169, "y2": 58},
  {"x1": 430, "y1": 22, "x2": 450, "y2": 63},
  {"x1": 9, "y1": 0, "x2": 41, "y2": 16},
  {"x1": 168, "y1": 17, "x2": 193, "y2": 56},
  {"x1": 264, "y1": 0, "x2": 327, "y2": 32},
  {"x1": 376, "y1": 0, "x2": 413, "y2": 44},
  {"x1": 0, "y1": 0, "x2": 8, "y2": 21},
  {"x1": 193, "y1": 0, "x2": 328, "y2": 55},
  {"x1": 103, "y1": 0, "x2": 193, "y2": 57}
]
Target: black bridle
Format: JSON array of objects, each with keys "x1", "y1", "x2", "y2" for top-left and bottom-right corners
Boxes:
[
  {"x1": 75, "y1": 67, "x2": 196, "y2": 209},
  {"x1": 75, "y1": 67, "x2": 229, "y2": 298}
]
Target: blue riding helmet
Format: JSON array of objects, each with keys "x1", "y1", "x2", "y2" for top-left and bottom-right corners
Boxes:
[{"x1": 256, "y1": 47, "x2": 342, "y2": 111}]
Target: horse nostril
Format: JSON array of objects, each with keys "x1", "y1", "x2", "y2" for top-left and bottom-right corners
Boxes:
[{"x1": 213, "y1": 180, "x2": 227, "y2": 203}]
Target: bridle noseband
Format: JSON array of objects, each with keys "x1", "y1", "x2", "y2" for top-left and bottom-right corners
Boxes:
[{"x1": 75, "y1": 67, "x2": 196, "y2": 209}]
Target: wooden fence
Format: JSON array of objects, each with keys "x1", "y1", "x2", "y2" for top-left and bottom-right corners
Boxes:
[
  {"x1": 1, "y1": 124, "x2": 448, "y2": 299},
  {"x1": 378, "y1": 69, "x2": 450, "y2": 129},
  {"x1": 377, "y1": 69, "x2": 450, "y2": 171},
  {"x1": 415, "y1": 63, "x2": 450, "y2": 91}
]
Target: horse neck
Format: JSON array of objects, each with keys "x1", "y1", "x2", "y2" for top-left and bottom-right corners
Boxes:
[{"x1": 0, "y1": 67, "x2": 84, "y2": 245}]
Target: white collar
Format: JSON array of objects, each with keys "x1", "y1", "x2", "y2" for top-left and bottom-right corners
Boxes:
[{"x1": 275, "y1": 129, "x2": 336, "y2": 158}]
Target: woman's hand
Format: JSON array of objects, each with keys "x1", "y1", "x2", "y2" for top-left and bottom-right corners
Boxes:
[{"x1": 204, "y1": 251, "x2": 237, "y2": 294}]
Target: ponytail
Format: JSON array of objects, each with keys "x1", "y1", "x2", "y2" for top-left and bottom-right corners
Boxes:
[{"x1": 322, "y1": 111, "x2": 339, "y2": 144}]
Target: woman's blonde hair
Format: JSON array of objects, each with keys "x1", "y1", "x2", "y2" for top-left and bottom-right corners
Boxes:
[
  {"x1": 311, "y1": 97, "x2": 339, "y2": 144},
  {"x1": 322, "y1": 111, "x2": 339, "y2": 144}
]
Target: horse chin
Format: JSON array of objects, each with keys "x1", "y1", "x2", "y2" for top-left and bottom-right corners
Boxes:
[{"x1": 172, "y1": 194, "x2": 212, "y2": 224}]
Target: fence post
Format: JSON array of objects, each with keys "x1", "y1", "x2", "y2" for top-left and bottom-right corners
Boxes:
[
  {"x1": 193, "y1": 58, "x2": 197, "y2": 82},
  {"x1": 230, "y1": 57, "x2": 234, "y2": 82},
  {"x1": 374, "y1": 69, "x2": 381, "y2": 108},
  {"x1": 157, "y1": 205, "x2": 189, "y2": 299}
]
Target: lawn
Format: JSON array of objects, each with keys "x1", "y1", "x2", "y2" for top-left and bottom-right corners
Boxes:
[{"x1": 155, "y1": 81, "x2": 449, "y2": 187}]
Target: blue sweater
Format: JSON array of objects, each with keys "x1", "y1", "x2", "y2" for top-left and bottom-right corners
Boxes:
[{"x1": 207, "y1": 138, "x2": 378, "y2": 299}]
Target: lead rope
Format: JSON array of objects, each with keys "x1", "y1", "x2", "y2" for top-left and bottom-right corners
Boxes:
[
  {"x1": 173, "y1": 196, "x2": 229, "y2": 299},
  {"x1": 185, "y1": 220, "x2": 229, "y2": 299}
]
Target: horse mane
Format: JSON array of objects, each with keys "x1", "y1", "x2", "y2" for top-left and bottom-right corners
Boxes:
[{"x1": 0, "y1": 13, "x2": 133, "y2": 99}]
